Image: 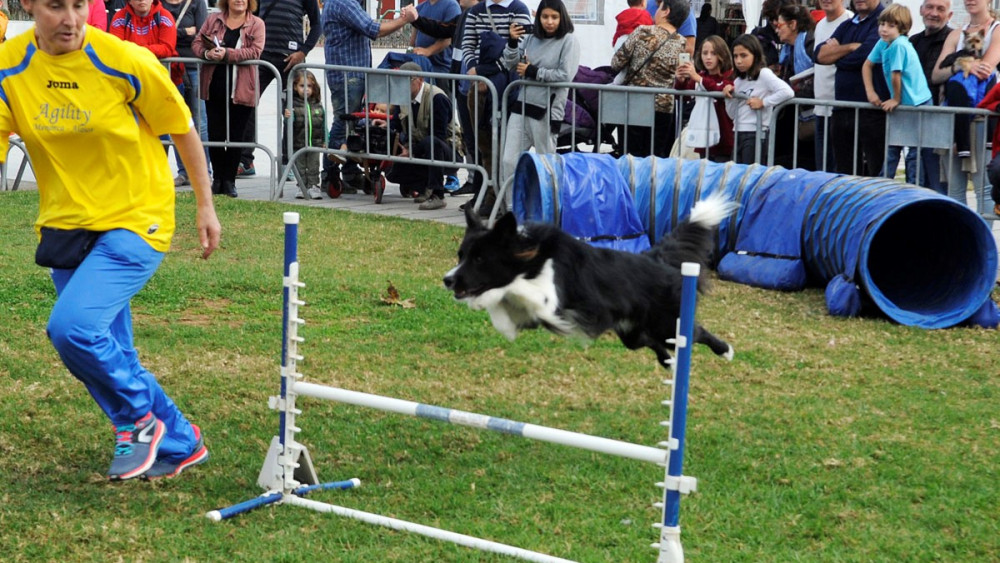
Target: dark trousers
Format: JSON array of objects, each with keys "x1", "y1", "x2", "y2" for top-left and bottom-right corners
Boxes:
[
  {"x1": 621, "y1": 111, "x2": 675, "y2": 158},
  {"x1": 831, "y1": 108, "x2": 886, "y2": 176},
  {"x1": 735, "y1": 131, "x2": 767, "y2": 164},
  {"x1": 452, "y1": 60, "x2": 480, "y2": 188},
  {"x1": 386, "y1": 135, "x2": 458, "y2": 197},
  {"x1": 206, "y1": 96, "x2": 254, "y2": 183},
  {"x1": 945, "y1": 80, "x2": 975, "y2": 155},
  {"x1": 241, "y1": 51, "x2": 292, "y2": 167},
  {"x1": 814, "y1": 116, "x2": 836, "y2": 172}
]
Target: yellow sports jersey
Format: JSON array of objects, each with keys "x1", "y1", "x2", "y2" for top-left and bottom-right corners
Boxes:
[{"x1": 0, "y1": 26, "x2": 193, "y2": 252}]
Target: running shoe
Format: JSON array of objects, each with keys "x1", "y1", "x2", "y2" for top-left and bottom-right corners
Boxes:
[
  {"x1": 143, "y1": 425, "x2": 209, "y2": 480},
  {"x1": 108, "y1": 412, "x2": 165, "y2": 481}
]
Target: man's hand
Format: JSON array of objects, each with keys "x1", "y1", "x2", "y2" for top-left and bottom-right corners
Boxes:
[
  {"x1": 881, "y1": 99, "x2": 900, "y2": 112},
  {"x1": 412, "y1": 46, "x2": 431, "y2": 56},
  {"x1": 196, "y1": 207, "x2": 222, "y2": 260},
  {"x1": 283, "y1": 51, "x2": 306, "y2": 72},
  {"x1": 402, "y1": 4, "x2": 418, "y2": 21}
]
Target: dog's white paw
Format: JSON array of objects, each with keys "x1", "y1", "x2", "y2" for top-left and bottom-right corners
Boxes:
[{"x1": 723, "y1": 345, "x2": 734, "y2": 362}]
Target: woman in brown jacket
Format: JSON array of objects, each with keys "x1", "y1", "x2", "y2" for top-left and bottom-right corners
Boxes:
[{"x1": 193, "y1": 0, "x2": 264, "y2": 197}]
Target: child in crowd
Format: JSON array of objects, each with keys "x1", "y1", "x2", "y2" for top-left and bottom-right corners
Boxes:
[
  {"x1": 976, "y1": 84, "x2": 1000, "y2": 216},
  {"x1": 612, "y1": 0, "x2": 653, "y2": 49},
  {"x1": 723, "y1": 34, "x2": 794, "y2": 164},
  {"x1": 861, "y1": 3, "x2": 932, "y2": 180},
  {"x1": 284, "y1": 71, "x2": 327, "y2": 200},
  {"x1": 675, "y1": 34, "x2": 736, "y2": 161}
]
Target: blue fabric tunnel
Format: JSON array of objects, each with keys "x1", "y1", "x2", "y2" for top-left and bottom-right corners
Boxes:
[
  {"x1": 511, "y1": 153, "x2": 999, "y2": 329},
  {"x1": 512, "y1": 153, "x2": 650, "y2": 253}
]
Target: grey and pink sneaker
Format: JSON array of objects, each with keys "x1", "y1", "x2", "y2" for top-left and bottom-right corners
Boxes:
[
  {"x1": 143, "y1": 424, "x2": 209, "y2": 480},
  {"x1": 108, "y1": 412, "x2": 165, "y2": 481}
]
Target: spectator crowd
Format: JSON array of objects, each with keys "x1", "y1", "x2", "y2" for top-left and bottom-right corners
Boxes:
[{"x1": 90, "y1": 0, "x2": 1000, "y2": 216}]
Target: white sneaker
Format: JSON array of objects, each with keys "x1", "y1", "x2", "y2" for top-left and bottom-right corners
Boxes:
[{"x1": 308, "y1": 186, "x2": 323, "y2": 200}]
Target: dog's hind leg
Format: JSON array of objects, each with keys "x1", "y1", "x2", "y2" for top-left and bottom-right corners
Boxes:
[{"x1": 695, "y1": 325, "x2": 734, "y2": 361}]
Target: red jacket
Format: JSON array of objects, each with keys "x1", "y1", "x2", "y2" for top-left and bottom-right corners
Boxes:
[
  {"x1": 613, "y1": 8, "x2": 653, "y2": 46},
  {"x1": 977, "y1": 83, "x2": 1000, "y2": 158},
  {"x1": 110, "y1": 0, "x2": 182, "y2": 84},
  {"x1": 675, "y1": 69, "x2": 736, "y2": 158}
]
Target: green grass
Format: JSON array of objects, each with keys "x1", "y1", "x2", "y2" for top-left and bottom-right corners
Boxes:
[{"x1": 1, "y1": 191, "x2": 998, "y2": 562}]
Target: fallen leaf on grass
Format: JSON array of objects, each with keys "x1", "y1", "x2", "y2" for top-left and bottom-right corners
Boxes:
[{"x1": 382, "y1": 281, "x2": 415, "y2": 308}]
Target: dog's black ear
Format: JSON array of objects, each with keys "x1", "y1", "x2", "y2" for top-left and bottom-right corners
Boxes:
[
  {"x1": 465, "y1": 204, "x2": 485, "y2": 231},
  {"x1": 493, "y1": 210, "x2": 518, "y2": 236}
]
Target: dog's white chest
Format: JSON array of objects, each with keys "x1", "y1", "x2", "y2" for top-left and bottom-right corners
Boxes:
[{"x1": 466, "y1": 259, "x2": 572, "y2": 340}]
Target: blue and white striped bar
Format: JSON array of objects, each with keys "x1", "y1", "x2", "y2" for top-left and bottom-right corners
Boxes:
[{"x1": 292, "y1": 382, "x2": 668, "y2": 465}]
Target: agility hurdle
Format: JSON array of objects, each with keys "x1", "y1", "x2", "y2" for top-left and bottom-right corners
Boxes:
[{"x1": 207, "y1": 212, "x2": 701, "y2": 563}]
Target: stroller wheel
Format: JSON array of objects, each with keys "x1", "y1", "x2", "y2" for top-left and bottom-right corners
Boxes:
[{"x1": 374, "y1": 175, "x2": 385, "y2": 204}]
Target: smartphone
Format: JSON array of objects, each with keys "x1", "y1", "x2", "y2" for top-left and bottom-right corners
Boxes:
[
  {"x1": 679, "y1": 53, "x2": 691, "y2": 66},
  {"x1": 520, "y1": 24, "x2": 534, "y2": 35}
]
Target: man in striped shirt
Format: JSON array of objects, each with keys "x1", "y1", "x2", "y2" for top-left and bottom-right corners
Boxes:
[
  {"x1": 321, "y1": 0, "x2": 415, "y2": 196},
  {"x1": 460, "y1": 0, "x2": 531, "y2": 212}
]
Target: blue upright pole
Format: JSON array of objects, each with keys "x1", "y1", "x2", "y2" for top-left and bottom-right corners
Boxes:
[
  {"x1": 664, "y1": 262, "x2": 698, "y2": 527},
  {"x1": 280, "y1": 212, "x2": 300, "y2": 449},
  {"x1": 657, "y1": 262, "x2": 700, "y2": 563}
]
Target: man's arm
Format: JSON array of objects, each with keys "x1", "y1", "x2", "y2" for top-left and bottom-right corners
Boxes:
[
  {"x1": 172, "y1": 127, "x2": 221, "y2": 259},
  {"x1": 817, "y1": 38, "x2": 860, "y2": 65},
  {"x1": 414, "y1": 37, "x2": 452, "y2": 57},
  {"x1": 410, "y1": 13, "x2": 460, "y2": 39},
  {"x1": 378, "y1": 10, "x2": 416, "y2": 38},
  {"x1": 301, "y1": 0, "x2": 323, "y2": 53}
]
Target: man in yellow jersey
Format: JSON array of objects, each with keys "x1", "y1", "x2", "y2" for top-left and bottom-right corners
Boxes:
[{"x1": 0, "y1": 0, "x2": 222, "y2": 481}]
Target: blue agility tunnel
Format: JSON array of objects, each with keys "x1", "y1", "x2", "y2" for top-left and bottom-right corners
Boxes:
[{"x1": 512, "y1": 154, "x2": 999, "y2": 329}]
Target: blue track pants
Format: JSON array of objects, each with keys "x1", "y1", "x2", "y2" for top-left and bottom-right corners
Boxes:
[{"x1": 47, "y1": 229, "x2": 197, "y2": 462}]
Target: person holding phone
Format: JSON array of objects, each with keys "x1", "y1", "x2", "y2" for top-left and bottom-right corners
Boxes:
[
  {"x1": 675, "y1": 35, "x2": 735, "y2": 161},
  {"x1": 500, "y1": 0, "x2": 580, "y2": 186},
  {"x1": 192, "y1": 0, "x2": 265, "y2": 198},
  {"x1": 610, "y1": 0, "x2": 689, "y2": 157}
]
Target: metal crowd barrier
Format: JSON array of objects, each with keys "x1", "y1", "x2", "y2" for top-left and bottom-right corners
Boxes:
[
  {"x1": 162, "y1": 56, "x2": 284, "y2": 198},
  {"x1": 766, "y1": 98, "x2": 997, "y2": 217},
  {"x1": 281, "y1": 63, "x2": 497, "y2": 206},
  {"x1": 155, "y1": 55, "x2": 999, "y2": 221},
  {"x1": 2, "y1": 136, "x2": 31, "y2": 191}
]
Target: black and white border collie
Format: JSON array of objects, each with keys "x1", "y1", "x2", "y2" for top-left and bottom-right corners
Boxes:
[{"x1": 443, "y1": 194, "x2": 737, "y2": 369}]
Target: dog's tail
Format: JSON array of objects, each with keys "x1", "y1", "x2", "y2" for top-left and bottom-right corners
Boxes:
[{"x1": 646, "y1": 193, "x2": 739, "y2": 283}]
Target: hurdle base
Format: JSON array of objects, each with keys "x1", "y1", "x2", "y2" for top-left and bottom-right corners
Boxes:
[{"x1": 257, "y1": 436, "x2": 319, "y2": 491}]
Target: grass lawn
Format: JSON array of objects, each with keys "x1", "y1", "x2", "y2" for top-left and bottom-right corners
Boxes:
[{"x1": 1, "y1": 191, "x2": 998, "y2": 562}]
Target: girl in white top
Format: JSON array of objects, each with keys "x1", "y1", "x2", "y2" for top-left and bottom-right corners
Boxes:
[{"x1": 723, "y1": 34, "x2": 794, "y2": 164}]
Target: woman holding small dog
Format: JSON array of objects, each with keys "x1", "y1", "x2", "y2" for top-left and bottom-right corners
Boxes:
[
  {"x1": 0, "y1": 0, "x2": 220, "y2": 480},
  {"x1": 931, "y1": 0, "x2": 1000, "y2": 204}
]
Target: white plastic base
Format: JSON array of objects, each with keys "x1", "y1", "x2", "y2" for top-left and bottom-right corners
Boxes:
[
  {"x1": 655, "y1": 526, "x2": 684, "y2": 563},
  {"x1": 257, "y1": 435, "x2": 319, "y2": 491}
]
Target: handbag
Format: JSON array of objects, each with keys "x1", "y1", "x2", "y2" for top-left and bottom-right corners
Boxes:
[
  {"x1": 35, "y1": 227, "x2": 102, "y2": 270},
  {"x1": 683, "y1": 85, "x2": 720, "y2": 149}
]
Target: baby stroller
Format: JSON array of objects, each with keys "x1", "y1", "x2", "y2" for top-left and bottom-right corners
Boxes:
[{"x1": 340, "y1": 108, "x2": 394, "y2": 203}]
